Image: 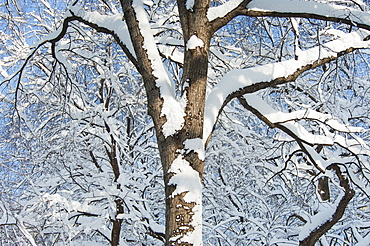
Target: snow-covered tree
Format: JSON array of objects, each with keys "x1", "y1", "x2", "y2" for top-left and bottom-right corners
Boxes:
[{"x1": 1, "y1": 0, "x2": 370, "y2": 245}]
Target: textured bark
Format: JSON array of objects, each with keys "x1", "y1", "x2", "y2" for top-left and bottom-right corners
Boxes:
[
  {"x1": 121, "y1": 0, "x2": 211, "y2": 244},
  {"x1": 166, "y1": 192, "x2": 199, "y2": 245},
  {"x1": 161, "y1": 1, "x2": 212, "y2": 245},
  {"x1": 8, "y1": 0, "x2": 369, "y2": 244},
  {"x1": 317, "y1": 176, "x2": 330, "y2": 202}
]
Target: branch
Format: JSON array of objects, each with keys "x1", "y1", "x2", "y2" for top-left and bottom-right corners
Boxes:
[
  {"x1": 121, "y1": 0, "x2": 186, "y2": 138},
  {"x1": 237, "y1": 94, "x2": 358, "y2": 243},
  {"x1": 208, "y1": 0, "x2": 253, "y2": 33},
  {"x1": 237, "y1": 96, "x2": 329, "y2": 172},
  {"x1": 209, "y1": 0, "x2": 370, "y2": 33},
  {"x1": 244, "y1": 0, "x2": 370, "y2": 31},
  {"x1": 299, "y1": 164, "x2": 354, "y2": 245},
  {"x1": 203, "y1": 30, "x2": 370, "y2": 144},
  {"x1": 2, "y1": 7, "x2": 139, "y2": 107},
  {"x1": 67, "y1": 6, "x2": 139, "y2": 68},
  {"x1": 237, "y1": 93, "x2": 370, "y2": 171}
]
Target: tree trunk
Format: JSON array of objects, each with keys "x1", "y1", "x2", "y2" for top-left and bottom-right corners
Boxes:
[
  {"x1": 157, "y1": 37, "x2": 210, "y2": 244},
  {"x1": 121, "y1": 0, "x2": 211, "y2": 244},
  {"x1": 160, "y1": 2, "x2": 211, "y2": 242},
  {"x1": 163, "y1": 150, "x2": 204, "y2": 245}
]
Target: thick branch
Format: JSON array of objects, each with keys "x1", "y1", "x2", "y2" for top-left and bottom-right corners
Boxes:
[
  {"x1": 237, "y1": 96, "x2": 327, "y2": 172},
  {"x1": 203, "y1": 33, "x2": 369, "y2": 145},
  {"x1": 244, "y1": 0, "x2": 370, "y2": 31},
  {"x1": 209, "y1": 0, "x2": 253, "y2": 33},
  {"x1": 209, "y1": 0, "x2": 370, "y2": 33},
  {"x1": 245, "y1": 10, "x2": 370, "y2": 31}
]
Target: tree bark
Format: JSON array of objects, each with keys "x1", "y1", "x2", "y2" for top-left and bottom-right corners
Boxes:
[
  {"x1": 161, "y1": 1, "x2": 212, "y2": 245},
  {"x1": 121, "y1": 0, "x2": 211, "y2": 244}
]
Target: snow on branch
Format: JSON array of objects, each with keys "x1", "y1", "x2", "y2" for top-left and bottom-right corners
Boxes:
[
  {"x1": 244, "y1": 94, "x2": 366, "y2": 135},
  {"x1": 237, "y1": 94, "x2": 370, "y2": 197},
  {"x1": 131, "y1": 0, "x2": 186, "y2": 138},
  {"x1": 157, "y1": 36, "x2": 184, "y2": 64},
  {"x1": 2, "y1": 5, "x2": 136, "y2": 87},
  {"x1": 203, "y1": 30, "x2": 370, "y2": 142},
  {"x1": 0, "y1": 201, "x2": 16, "y2": 225},
  {"x1": 240, "y1": 93, "x2": 370, "y2": 167},
  {"x1": 208, "y1": 0, "x2": 370, "y2": 32},
  {"x1": 298, "y1": 164, "x2": 354, "y2": 245},
  {"x1": 207, "y1": 0, "x2": 246, "y2": 21},
  {"x1": 246, "y1": 0, "x2": 370, "y2": 31},
  {"x1": 68, "y1": 5, "x2": 136, "y2": 58},
  {"x1": 354, "y1": 227, "x2": 370, "y2": 245}
]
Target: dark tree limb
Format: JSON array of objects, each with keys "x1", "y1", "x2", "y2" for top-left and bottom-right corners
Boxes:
[
  {"x1": 209, "y1": 0, "x2": 370, "y2": 33},
  {"x1": 299, "y1": 164, "x2": 354, "y2": 245},
  {"x1": 237, "y1": 96, "x2": 355, "y2": 245}
]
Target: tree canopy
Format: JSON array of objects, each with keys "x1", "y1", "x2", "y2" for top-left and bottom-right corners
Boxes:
[{"x1": 1, "y1": 0, "x2": 370, "y2": 245}]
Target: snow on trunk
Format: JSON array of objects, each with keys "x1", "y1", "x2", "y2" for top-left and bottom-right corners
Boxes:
[
  {"x1": 167, "y1": 154, "x2": 203, "y2": 245},
  {"x1": 186, "y1": 0, "x2": 195, "y2": 11},
  {"x1": 184, "y1": 138, "x2": 205, "y2": 161},
  {"x1": 186, "y1": 35, "x2": 205, "y2": 50}
]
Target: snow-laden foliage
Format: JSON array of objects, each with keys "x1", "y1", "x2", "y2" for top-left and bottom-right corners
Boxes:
[{"x1": 1, "y1": 0, "x2": 370, "y2": 245}]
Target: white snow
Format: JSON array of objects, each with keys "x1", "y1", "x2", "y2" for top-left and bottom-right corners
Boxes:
[
  {"x1": 241, "y1": 93, "x2": 370, "y2": 170},
  {"x1": 355, "y1": 232, "x2": 370, "y2": 246},
  {"x1": 301, "y1": 142, "x2": 329, "y2": 171},
  {"x1": 168, "y1": 155, "x2": 202, "y2": 245},
  {"x1": 149, "y1": 221, "x2": 165, "y2": 234},
  {"x1": 168, "y1": 155, "x2": 202, "y2": 204},
  {"x1": 161, "y1": 96, "x2": 187, "y2": 137},
  {"x1": 299, "y1": 188, "x2": 345, "y2": 241},
  {"x1": 68, "y1": 5, "x2": 135, "y2": 57},
  {"x1": 158, "y1": 44, "x2": 184, "y2": 64},
  {"x1": 184, "y1": 138, "x2": 205, "y2": 161},
  {"x1": 207, "y1": 0, "x2": 370, "y2": 34},
  {"x1": 131, "y1": 0, "x2": 186, "y2": 137},
  {"x1": 186, "y1": 0, "x2": 195, "y2": 11},
  {"x1": 15, "y1": 216, "x2": 38, "y2": 246},
  {"x1": 187, "y1": 35, "x2": 204, "y2": 50},
  {"x1": 247, "y1": 0, "x2": 370, "y2": 27},
  {"x1": 348, "y1": 165, "x2": 370, "y2": 196},
  {"x1": 0, "y1": 203, "x2": 16, "y2": 225},
  {"x1": 203, "y1": 31, "x2": 370, "y2": 141},
  {"x1": 157, "y1": 36, "x2": 185, "y2": 63},
  {"x1": 244, "y1": 94, "x2": 365, "y2": 133},
  {"x1": 207, "y1": 0, "x2": 245, "y2": 21},
  {"x1": 67, "y1": 3, "x2": 186, "y2": 138},
  {"x1": 291, "y1": 18, "x2": 302, "y2": 58}
]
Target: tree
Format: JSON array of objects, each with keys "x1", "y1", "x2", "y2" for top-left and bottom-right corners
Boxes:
[{"x1": 1, "y1": 0, "x2": 370, "y2": 245}]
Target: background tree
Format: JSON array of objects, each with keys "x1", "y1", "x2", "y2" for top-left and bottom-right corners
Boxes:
[{"x1": 1, "y1": 0, "x2": 370, "y2": 245}]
